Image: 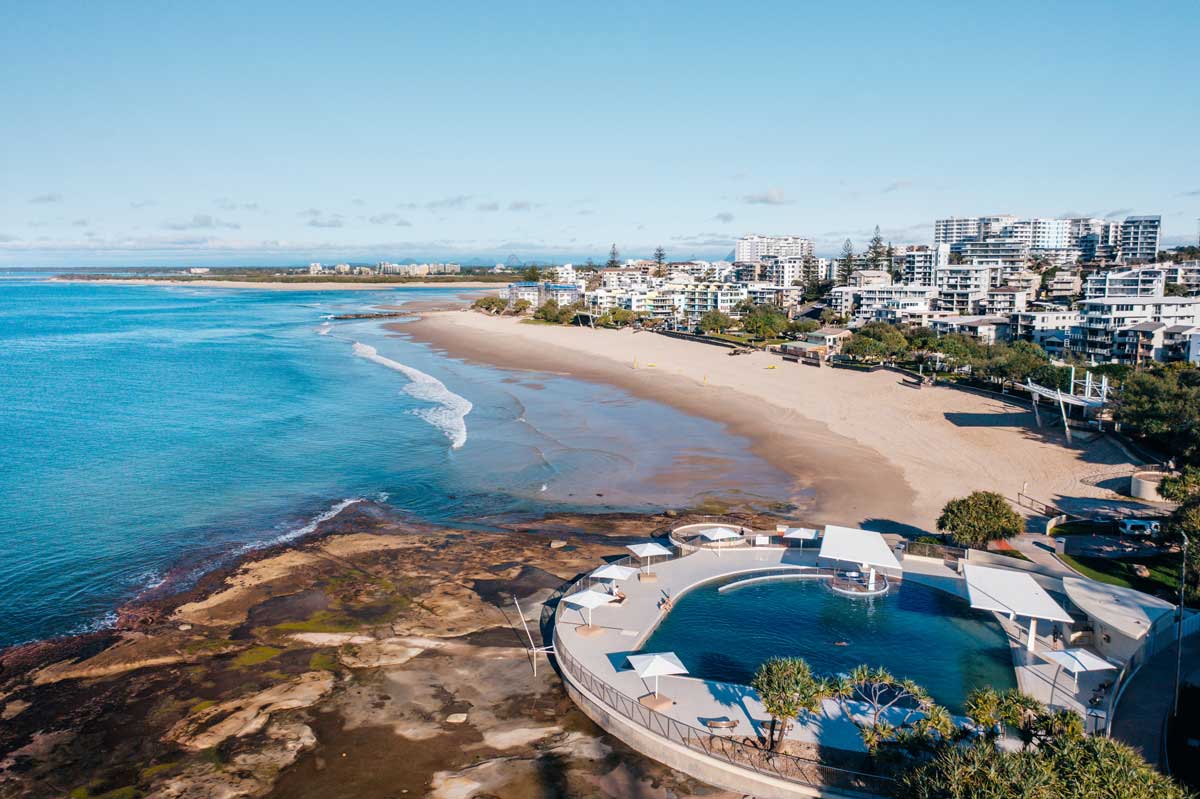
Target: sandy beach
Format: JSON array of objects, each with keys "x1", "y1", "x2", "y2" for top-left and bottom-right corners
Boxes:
[
  {"x1": 52, "y1": 277, "x2": 505, "y2": 291},
  {"x1": 400, "y1": 312, "x2": 1141, "y2": 531}
]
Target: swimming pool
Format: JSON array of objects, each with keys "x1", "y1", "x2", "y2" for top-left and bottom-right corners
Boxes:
[{"x1": 637, "y1": 576, "x2": 1016, "y2": 713}]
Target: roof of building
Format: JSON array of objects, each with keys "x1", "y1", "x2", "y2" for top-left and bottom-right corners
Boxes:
[
  {"x1": 818, "y1": 525, "x2": 901, "y2": 571},
  {"x1": 1081, "y1": 296, "x2": 1200, "y2": 306},
  {"x1": 1165, "y1": 324, "x2": 1200, "y2": 334},
  {"x1": 1061, "y1": 577, "x2": 1175, "y2": 641},
  {"x1": 962, "y1": 564, "x2": 1073, "y2": 622},
  {"x1": 1125, "y1": 321, "x2": 1167, "y2": 332}
]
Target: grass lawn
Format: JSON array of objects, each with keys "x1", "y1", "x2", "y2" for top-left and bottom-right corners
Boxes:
[
  {"x1": 987, "y1": 547, "x2": 1032, "y2": 562},
  {"x1": 1049, "y1": 520, "x2": 1114, "y2": 537},
  {"x1": 1058, "y1": 552, "x2": 1182, "y2": 601}
]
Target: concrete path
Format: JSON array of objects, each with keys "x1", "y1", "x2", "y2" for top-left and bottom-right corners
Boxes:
[{"x1": 1111, "y1": 634, "x2": 1200, "y2": 767}]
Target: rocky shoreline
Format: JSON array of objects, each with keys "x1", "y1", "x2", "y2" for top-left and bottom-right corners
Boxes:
[{"x1": 0, "y1": 501, "x2": 755, "y2": 799}]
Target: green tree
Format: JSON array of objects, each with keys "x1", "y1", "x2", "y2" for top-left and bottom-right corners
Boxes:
[
  {"x1": 986, "y1": 341, "x2": 1049, "y2": 386},
  {"x1": 829, "y1": 665, "x2": 947, "y2": 755},
  {"x1": 533, "y1": 299, "x2": 561, "y2": 322},
  {"x1": 1165, "y1": 282, "x2": 1188, "y2": 297},
  {"x1": 606, "y1": 243, "x2": 621, "y2": 269},
  {"x1": 750, "y1": 657, "x2": 829, "y2": 751},
  {"x1": 936, "y1": 491, "x2": 1024, "y2": 549},
  {"x1": 1114, "y1": 365, "x2": 1200, "y2": 466},
  {"x1": 1160, "y1": 465, "x2": 1200, "y2": 503},
  {"x1": 866, "y1": 225, "x2": 888, "y2": 271},
  {"x1": 837, "y1": 239, "x2": 856, "y2": 286},
  {"x1": 741, "y1": 305, "x2": 789, "y2": 339},
  {"x1": 787, "y1": 318, "x2": 820, "y2": 336},
  {"x1": 653, "y1": 246, "x2": 667, "y2": 277},
  {"x1": 471, "y1": 295, "x2": 507, "y2": 313},
  {"x1": 842, "y1": 335, "x2": 889, "y2": 362},
  {"x1": 520, "y1": 265, "x2": 544, "y2": 282},
  {"x1": 509, "y1": 298, "x2": 532, "y2": 315},
  {"x1": 698, "y1": 309, "x2": 733, "y2": 333},
  {"x1": 820, "y1": 308, "x2": 848, "y2": 326}
]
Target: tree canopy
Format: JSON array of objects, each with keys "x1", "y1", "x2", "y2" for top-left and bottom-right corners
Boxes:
[
  {"x1": 740, "y1": 304, "x2": 789, "y2": 339},
  {"x1": 750, "y1": 657, "x2": 829, "y2": 751},
  {"x1": 1114, "y1": 364, "x2": 1200, "y2": 467},
  {"x1": 936, "y1": 491, "x2": 1024, "y2": 549},
  {"x1": 698, "y1": 309, "x2": 733, "y2": 334}
]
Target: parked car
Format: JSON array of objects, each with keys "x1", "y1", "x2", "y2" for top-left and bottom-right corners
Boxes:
[{"x1": 1118, "y1": 518, "x2": 1161, "y2": 537}]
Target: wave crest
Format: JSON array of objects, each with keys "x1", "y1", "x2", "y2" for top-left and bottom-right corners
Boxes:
[{"x1": 352, "y1": 342, "x2": 472, "y2": 448}]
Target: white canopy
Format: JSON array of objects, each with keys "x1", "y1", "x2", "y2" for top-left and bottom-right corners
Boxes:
[
  {"x1": 564, "y1": 589, "x2": 618, "y2": 610},
  {"x1": 1041, "y1": 648, "x2": 1118, "y2": 675},
  {"x1": 627, "y1": 652, "x2": 688, "y2": 677},
  {"x1": 627, "y1": 652, "x2": 688, "y2": 697},
  {"x1": 963, "y1": 564, "x2": 1073, "y2": 623},
  {"x1": 701, "y1": 526, "x2": 740, "y2": 541},
  {"x1": 627, "y1": 542, "x2": 672, "y2": 559},
  {"x1": 591, "y1": 563, "x2": 638, "y2": 581},
  {"x1": 564, "y1": 588, "x2": 618, "y2": 628},
  {"x1": 818, "y1": 525, "x2": 901, "y2": 571},
  {"x1": 783, "y1": 527, "x2": 820, "y2": 541},
  {"x1": 1062, "y1": 576, "x2": 1175, "y2": 641}
]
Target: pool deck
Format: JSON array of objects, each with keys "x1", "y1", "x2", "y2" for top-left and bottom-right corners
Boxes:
[
  {"x1": 557, "y1": 546, "x2": 933, "y2": 753},
  {"x1": 556, "y1": 543, "x2": 1111, "y2": 755}
]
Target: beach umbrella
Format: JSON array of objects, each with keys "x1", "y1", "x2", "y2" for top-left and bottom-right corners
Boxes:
[
  {"x1": 626, "y1": 541, "x2": 672, "y2": 572},
  {"x1": 783, "y1": 527, "x2": 820, "y2": 548},
  {"x1": 701, "y1": 526, "x2": 740, "y2": 556},
  {"x1": 627, "y1": 652, "x2": 688, "y2": 698},
  {"x1": 563, "y1": 589, "x2": 617, "y2": 628},
  {"x1": 591, "y1": 563, "x2": 638, "y2": 592}
]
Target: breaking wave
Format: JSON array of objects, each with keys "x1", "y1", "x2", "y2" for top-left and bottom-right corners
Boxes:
[{"x1": 352, "y1": 342, "x2": 472, "y2": 448}]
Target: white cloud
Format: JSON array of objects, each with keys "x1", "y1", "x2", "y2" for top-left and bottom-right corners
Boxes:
[
  {"x1": 743, "y1": 188, "x2": 788, "y2": 205},
  {"x1": 163, "y1": 214, "x2": 241, "y2": 231},
  {"x1": 367, "y1": 213, "x2": 412, "y2": 227},
  {"x1": 29, "y1": 192, "x2": 63, "y2": 204}
]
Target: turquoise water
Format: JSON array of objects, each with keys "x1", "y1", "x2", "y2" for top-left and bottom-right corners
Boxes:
[
  {"x1": 0, "y1": 277, "x2": 790, "y2": 647},
  {"x1": 637, "y1": 577, "x2": 1016, "y2": 712}
]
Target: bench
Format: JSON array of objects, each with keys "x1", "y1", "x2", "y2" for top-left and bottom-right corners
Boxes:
[{"x1": 703, "y1": 718, "x2": 740, "y2": 731}]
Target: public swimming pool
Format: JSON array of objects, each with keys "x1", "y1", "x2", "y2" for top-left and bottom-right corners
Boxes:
[{"x1": 637, "y1": 576, "x2": 1016, "y2": 713}]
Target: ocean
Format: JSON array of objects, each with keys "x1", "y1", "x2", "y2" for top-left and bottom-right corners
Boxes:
[{"x1": 0, "y1": 276, "x2": 788, "y2": 647}]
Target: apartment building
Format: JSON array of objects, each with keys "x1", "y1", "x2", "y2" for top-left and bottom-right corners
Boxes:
[
  {"x1": 827, "y1": 283, "x2": 937, "y2": 323},
  {"x1": 677, "y1": 282, "x2": 749, "y2": 324},
  {"x1": 1071, "y1": 296, "x2": 1200, "y2": 361},
  {"x1": 934, "y1": 264, "x2": 990, "y2": 313},
  {"x1": 930, "y1": 315, "x2": 1012, "y2": 345},
  {"x1": 896, "y1": 243, "x2": 951, "y2": 287},
  {"x1": 934, "y1": 216, "x2": 1017, "y2": 246},
  {"x1": 1046, "y1": 270, "x2": 1082, "y2": 299},
  {"x1": 1012, "y1": 310, "x2": 1079, "y2": 356},
  {"x1": 734, "y1": 234, "x2": 814, "y2": 262},
  {"x1": 1084, "y1": 262, "x2": 1200, "y2": 298},
  {"x1": 983, "y1": 286, "x2": 1029, "y2": 315},
  {"x1": 1120, "y1": 216, "x2": 1161, "y2": 263}
]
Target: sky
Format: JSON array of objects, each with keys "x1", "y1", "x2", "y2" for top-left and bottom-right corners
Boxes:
[{"x1": 2, "y1": 1, "x2": 1199, "y2": 267}]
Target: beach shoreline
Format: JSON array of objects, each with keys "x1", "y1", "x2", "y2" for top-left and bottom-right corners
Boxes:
[
  {"x1": 397, "y1": 311, "x2": 1141, "y2": 531},
  {"x1": 51, "y1": 277, "x2": 506, "y2": 291}
]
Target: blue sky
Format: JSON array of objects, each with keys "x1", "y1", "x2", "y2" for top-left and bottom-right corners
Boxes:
[{"x1": 2, "y1": 1, "x2": 1198, "y2": 266}]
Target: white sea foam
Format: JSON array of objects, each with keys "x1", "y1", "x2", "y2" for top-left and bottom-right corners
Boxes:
[
  {"x1": 239, "y1": 497, "x2": 366, "y2": 553},
  {"x1": 352, "y1": 341, "x2": 472, "y2": 448},
  {"x1": 317, "y1": 322, "x2": 332, "y2": 335}
]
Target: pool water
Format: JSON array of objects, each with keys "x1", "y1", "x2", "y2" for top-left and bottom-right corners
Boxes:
[{"x1": 637, "y1": 576, "x2": 1016, "y2": 713}]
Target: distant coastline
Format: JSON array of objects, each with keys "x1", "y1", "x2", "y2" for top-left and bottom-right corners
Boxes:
[{"x1": 52, "y1": 276, "x2": 507, "y2": 291}]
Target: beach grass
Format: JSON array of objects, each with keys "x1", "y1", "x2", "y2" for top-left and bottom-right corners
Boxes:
[
  {"x1": 308, "y1": 651, "x2": 340, "y2": 671},
  {"x1": 273, "y1": 610, "x2": 361, "y2": 634}
]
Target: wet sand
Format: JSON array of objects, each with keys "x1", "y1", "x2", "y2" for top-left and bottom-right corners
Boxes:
[{"x1": 398, "y1": 312, "x2": 1139, "y2": 531}]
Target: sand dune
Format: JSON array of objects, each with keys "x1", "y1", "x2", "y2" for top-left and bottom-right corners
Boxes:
[{"x1": 401, "y1": 312, "x2": 1140, "y2": 531}]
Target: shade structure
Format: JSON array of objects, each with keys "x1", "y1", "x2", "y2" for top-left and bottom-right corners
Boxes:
[
  {"x1": 818, "y1": 525, "x2": 901, "y2": 570},
  {"x1": 1041, "y1": 647, "x2": 1118, "y2": 690},
  {"x1": 627, "y1": 542, "x2": 672, "y2": 559},
  {"x1": 563, "y1": 589, "x2": 617, "y2": 627},
  {"x1": 783, "y1": 527, "x2": 820, "y2": 546},
  {"x1": 701, "y1": 526, "x2": 740, "y2": 541},
  {"x1": 627, "y1": 652, "x2": 688, "y2": 697},
  {"x1": 963, "y1": 564, "x2": 1072, "y2": 653},
  {"x1": 591, "y1": 563, "x2": 638, "y2": 582}
]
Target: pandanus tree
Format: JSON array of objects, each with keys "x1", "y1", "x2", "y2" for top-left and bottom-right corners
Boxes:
[{"x1": 750, "y1": 657, "x2": 829, "y2": 751}]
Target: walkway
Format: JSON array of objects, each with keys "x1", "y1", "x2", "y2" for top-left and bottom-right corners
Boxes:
[{"x1": 1112, "y1": 634, "x2": 1200, "y2": 767}]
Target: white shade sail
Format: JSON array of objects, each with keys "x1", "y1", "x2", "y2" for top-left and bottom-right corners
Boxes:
[
  {"x1": 783, "y1": 527, "x2": 820, "y2": 541},
  {"x1": 564, "y1": 589, "x2": 618, "y2": 610},
  {"x1": 963, "y1": 564, "x2": 1073, "y2": 623},
  {"x1": 627, "y1": 542, "x2": 672, "y2": 559},
  {"x1": 1040, "y1": 648, "x2": 1118, "y2": 675},
  {"x1": 818, "y1": 525, "x2": 901, "y2": 570},
  {"x1": 701, "y1": 526, "x2": 740, "y2": 541},
  {"x1": 627, "y1": 652, "x2": 688, "y2": 678},
  {"x1": 591, "y1": 563, "x2": 638, "y2": 581}
]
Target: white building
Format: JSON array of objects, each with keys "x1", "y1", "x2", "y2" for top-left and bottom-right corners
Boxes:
[
  {"x1": 934, "y1": 264, "x2": 990, "y2": 314},
  {"x1": 1071, "y1": 296, "x2": 1200, "y2": 361},
  {"x1": 1120, "y1": 216, "x2": 1161, "y2": 263},
  {"x1": 983, "y1": 286, "x2": 1029, "y2": 315},
  {"x1": 1084, "y1": 262, "x2": 1200, "y2": 298},
  {"x1": 734, "y1": 234, "x2": 814, "y2": 263},
  {"x1": 898, "y1": 244, "x2": 950, "y2": 287},
  {"x1": 1012, "y1": 310, "x2": 1079, "y2": 356},
  {"x1": 678, "y1": 282, "x2": 749, "y2": 324},
  {"x1": 1046, "y1": 270, "x2": 1082, "y2": 299},
  {"x1": 930, "y1": 315, "x2": 1012, "y2": 345},
  {"x1": 934, "y1": 216, "x2": 1018, "y2": 246}
]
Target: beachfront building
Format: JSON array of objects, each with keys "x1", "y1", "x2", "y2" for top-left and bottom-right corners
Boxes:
[
  {"x1": 1070, "y1": 295, "x2": 1200, "y2": 362},
  {"x1": 830, "y1": 283, "x2": 939, "y2": 324},
  {"x1": 1084, "y1": 262, "x2": 1200, "y2": 298},
  {"x1": 677, "y1": 282, "x2": 749, "y2": 325},
  {"x1": 734, "y1": 234, "x2": 813, "y2": 262},
  {"x1": 930, "y1": 314, "x2": 1012, "y2": 345},
  {"x1": 1012, "y1": 310, "x2": 1080, "y2": 356},
  {"x1": 1046, "y1": 269, "x2": 1082, "y2": 300}
]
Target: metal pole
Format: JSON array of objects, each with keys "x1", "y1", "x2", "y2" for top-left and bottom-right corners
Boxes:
[{"x1": 1175, "y1": 533, "x2": 1189, "y2": 718}]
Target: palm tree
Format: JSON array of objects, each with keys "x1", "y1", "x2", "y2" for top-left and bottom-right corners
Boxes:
[{"x1": 750, "y1": 657, "x2": 829, "y2": 751}]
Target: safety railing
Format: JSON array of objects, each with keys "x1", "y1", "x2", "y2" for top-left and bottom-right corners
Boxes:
[{"x1": 551, "y1": 557, "x2": 894, "y2": 797}]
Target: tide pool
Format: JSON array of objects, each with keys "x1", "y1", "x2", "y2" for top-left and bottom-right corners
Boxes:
[{"x1": 0, "y1": 278, "x2": 790, "y2": 647}]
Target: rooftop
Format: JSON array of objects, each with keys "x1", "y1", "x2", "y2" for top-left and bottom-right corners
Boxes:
[{"x1": 963, "y1": 563, "x2": 1073, "y2": 623}]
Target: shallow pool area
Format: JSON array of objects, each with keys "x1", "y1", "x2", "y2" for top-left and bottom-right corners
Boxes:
[{"x1": 637, "y1": 576, "x2": 1016, "y2": 713}]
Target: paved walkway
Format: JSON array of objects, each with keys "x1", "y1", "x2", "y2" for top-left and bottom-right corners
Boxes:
[{"x1": 1112, "y1": 634, "x2": 1200, "y2": 767}]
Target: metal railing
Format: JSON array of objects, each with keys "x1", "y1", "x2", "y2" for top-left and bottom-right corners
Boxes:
[{"x1": 550, "y1": 553, "x2": 894, "y2": 797}]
